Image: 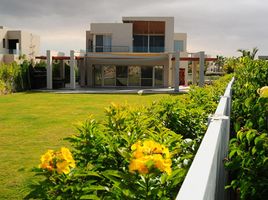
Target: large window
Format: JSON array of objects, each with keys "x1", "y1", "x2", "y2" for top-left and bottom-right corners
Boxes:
[
  {"x1": 133, "y1": 35, "x2": 148, "y2": 52},
  {"x1": 141, "y1": 66, "x2": 153, "y2": 86},
  {"x1": 132, "y1": 21, "x2": 165, "y2": 53},
  {"x1": 116, "y1": 66, "x2": 128, "y2": 86},
  {"x1": 93, "y1": 65, "x2": 102, "y2": 86},
  {"x1": 96, "y1": 35, "x2": 112, "y2": 52},
  {"x1": 154, "y1": 66, "x2": 163, "y2": 86},
  {"x1": 103, "y1": 66, "x2": 116, "y2": 86},
  {"x1": 149, "y1": 36, "x2": 165, "y2": 52},
  {"x1": 128, "y1": 66, "x2": 140, "y2": 86}
]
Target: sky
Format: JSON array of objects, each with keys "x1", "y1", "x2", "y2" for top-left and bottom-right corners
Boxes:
[{"x1": 0, "y1": 0, "x2": 267, "y2": 57}]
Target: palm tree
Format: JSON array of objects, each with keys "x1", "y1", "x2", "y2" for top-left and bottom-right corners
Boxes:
[{"x1": 237, "y1": 47, "x2": 258, "y2": 59}]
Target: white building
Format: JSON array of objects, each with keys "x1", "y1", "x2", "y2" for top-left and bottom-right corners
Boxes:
[
  {"x1": 0, "y1": 26, "x2": 40, "y2": 64},
  {"x1": 82, "y1": 17, "x2": 187, "y2": 88}
]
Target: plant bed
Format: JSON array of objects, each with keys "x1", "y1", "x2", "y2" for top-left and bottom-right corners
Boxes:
[{"x1": 25, "y1": 75, "x2": 232, "y2": 199}]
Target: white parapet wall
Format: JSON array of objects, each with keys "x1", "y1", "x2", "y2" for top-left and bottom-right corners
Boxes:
[{"x1": 176, "y1": 77, "x2": 235, "y2": 200}]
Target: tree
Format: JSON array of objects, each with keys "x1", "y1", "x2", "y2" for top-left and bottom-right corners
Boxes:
[{"x1": 237, "y1": 47, "x2": 258, "y2": 59}]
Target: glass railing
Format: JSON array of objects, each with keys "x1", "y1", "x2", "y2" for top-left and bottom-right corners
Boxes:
[
  {"x1": 133, "y1": 46, "x2": 165, "y2": 53},
  {"x1": 8, "y1": 49, "x2": 19, "y2": 55},
  {"x1": 87, "y1": 46, "x2": 130, "y2": 53}
]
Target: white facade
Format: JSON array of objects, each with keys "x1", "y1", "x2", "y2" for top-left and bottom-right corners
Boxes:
[
  {"x1": 82, "y1": 17, "x2": 188, "y2": 88},
  {"x1": 86, "y1": 17, "x2": 187, "y2": 54}
]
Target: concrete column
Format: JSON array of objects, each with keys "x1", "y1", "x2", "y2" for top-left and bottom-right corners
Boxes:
[
  {"x1": 168, "y1": 53, "x2": 173, "y2": 87},
  {"x1": 46, "y1": 50, "x2": 53, "y2": 89},
  {"x1": 59, "y1": 60, "x2": 65, "y2": 79},
  {"x1": 87, "y1": 64, "x2": 93, "y2": 87},
  {"x1": 70, "y1": 50, "x2": 76, "y2": 89},
  {"x1": 192, "y1": 61, "x2": 197, "y2": 85},
  {"x1": 199, "y1": 51, "x2": 205, "y2": 87},
  {"x1": 93, "y1": 35, "x2": 96, "y2": 52},
  {"x1": 80, "y1": 58, "x2": 86, "y2": 87},
  {"x1": 174, "y1": 51, "x2": 180, "y2": 92}
]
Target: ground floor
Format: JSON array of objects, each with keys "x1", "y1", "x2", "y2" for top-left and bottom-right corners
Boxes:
[{"x1": 45, "y1": 51, "x2": 189, "y2": 90}]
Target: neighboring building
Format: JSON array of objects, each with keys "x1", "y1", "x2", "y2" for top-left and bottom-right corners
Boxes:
[
  {"x1": 0, "y1": 26, "x2": 40, "y2": 64},
  {"x1": 81, "y1": 17, "x2": 187, "y2": 88}
]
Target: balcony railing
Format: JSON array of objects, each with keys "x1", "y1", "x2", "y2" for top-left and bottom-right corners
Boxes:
[
  {"x1": 133, "y1": 46, "x2": 165, "y2": 53},
  {"x1": 87, "y1": 46, "x2": 130, "y2": 53},
  {"x1": 176, "y1": 77, "x2": 235, "y2": 200},
  {"x1": 8, "y1": 49, "x2": 19, "y2": 55},
  {"x1": 86, "y1": 46, "x2": 165, "y2": 53}
]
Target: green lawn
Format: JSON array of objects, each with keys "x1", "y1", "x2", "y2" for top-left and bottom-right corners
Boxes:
[{"x1": 0, "y1": 92, "x2": 171, "y2": 199}]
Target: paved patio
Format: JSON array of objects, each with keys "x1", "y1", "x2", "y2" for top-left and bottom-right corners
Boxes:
[{"x1": 33, "y1": 86, "x2": 189, "y2": 94}]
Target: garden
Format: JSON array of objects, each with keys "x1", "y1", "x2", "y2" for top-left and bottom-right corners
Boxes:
[{"x1": 1, "y1": 55, "x2": 268, "y2": 199}]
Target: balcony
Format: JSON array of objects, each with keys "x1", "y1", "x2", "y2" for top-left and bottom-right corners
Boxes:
[
  {"x1": 133, "y1": 46, "x2": 165, "y2": 53},
  {"x1": 87, "y1": 46, "x2": 130, "y2": 53},
  {"x1": 8, "y1": 49, "x2": 20, "y2": 55}
]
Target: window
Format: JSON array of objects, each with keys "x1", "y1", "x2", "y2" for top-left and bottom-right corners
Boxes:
[
  {"x1": 103, "y1": 66, "x2": 116, "y2": 86},
  {"x1": 3, "y1": 38, "x2": 5, "y2": 48},
  {"x1": 133, "y1": 35, "x2": 148, "y2": 52},
  {"x1": 116, "y1": 66, "x2": 128, "y2": 86},
  {"x1": 174, "y1": 40, "x2": 184, "y2": 52},
  {"x1": 149, "y1": 36, "x2": 165, "y2": 52},
  {"x1": 128, "y1": 66, "x2": 140, "y2": 86},
  {"x1": 95, "y1": 35, "x2": 112, "y2": 52},
  {"x1": 141, "y1": 66, "x2": 153, "y2": 86},
  {"x1": 154, "y1": 66, "x2": 163, "y2": 86}
]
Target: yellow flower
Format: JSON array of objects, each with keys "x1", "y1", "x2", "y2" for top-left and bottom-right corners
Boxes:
[
  {"x1": 56, "y1": 161, "x2": 70, "y2": 174},
  {"x1": 39, "y1": 150, "x2": 54, "y2": 170},
  {"x1": 258, "y1": 86, "x2": 268, "y2": 98},
  {"x1": 40, "y1": 150, "x2": 53, "y2": 163},
  {"x1": 129, "y1": 140, "x2": 172, "y2": 175},
  {"x1": 129, "y1": 158, "x2": 149, "y2": 174},
  {"x1": 60, "y1": 147, "x2": 76, "y2": 168},
  {"x1": 131, "y1": 140, "x2": 141, "y2": 151},
  {"x1": 39, "y1": 147, "x2": 75, "y2": 174}
]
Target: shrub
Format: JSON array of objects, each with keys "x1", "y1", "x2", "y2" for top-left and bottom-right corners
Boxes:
[
  {"x1": 26, "y1": 75, "x2": 231, "y2": 199},
  {"x1": 0, "y1": 61, "x2": 31, "y2": 94},
  {"x1": 225, "y1": 57, "x2": 268, "y2": 199}
]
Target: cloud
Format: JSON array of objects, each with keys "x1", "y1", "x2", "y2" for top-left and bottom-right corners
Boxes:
[{"x1": 1, "y1": 0, "x2": 268, "y2": 56}]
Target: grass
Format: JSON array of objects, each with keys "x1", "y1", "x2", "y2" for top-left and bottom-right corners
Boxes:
[{"x1": 0, "y1": 92, "x2": 171, "y2": 199}]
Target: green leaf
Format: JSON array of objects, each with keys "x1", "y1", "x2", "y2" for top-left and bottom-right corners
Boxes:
[
  {"x1": 246, "y1": 130, "x2": 256, "y2": 145},
  {"x1": 82, "y1": 185, "x2": 108, "y2": 192},
  {"x1": 80, "y1": 195, "x2": 100, "y2": 200}
]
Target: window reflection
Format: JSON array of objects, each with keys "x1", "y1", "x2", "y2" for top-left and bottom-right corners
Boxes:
[{"x1": 128, "y1": 66, "x2": 140, "y2": 86}]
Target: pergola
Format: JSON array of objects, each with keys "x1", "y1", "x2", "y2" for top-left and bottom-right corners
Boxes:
[{"x1": 36, "y1": 50, "x2": 217, "y2": 91}]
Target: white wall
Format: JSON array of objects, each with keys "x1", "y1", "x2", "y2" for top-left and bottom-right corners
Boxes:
[
  {"x1": 90, "y1": 23, "x2": 133, "y2": 52},
  {"x1": 0, "y1": 27, "x2": 8, "y2": 55}
]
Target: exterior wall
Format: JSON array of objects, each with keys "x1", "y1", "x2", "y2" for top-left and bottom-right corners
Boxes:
[
  {"x1": 122, "y1": 17, "x2": 175, "y2": 52},
  {"x1": 89, "y1": 23, "x2": 133, "y2": 52},
  {"x1": 0, "y1": 27, "x2": 8, "y2": 55},
  {"x1": 174, "y1": 33, "x2": 187, "y2": 52},
  {"x1": 0, "y1": 28, "x2": 40, "y2": 63},
  {"x1": 20, "y1": 31, "x2": 40, "y2": 59}
]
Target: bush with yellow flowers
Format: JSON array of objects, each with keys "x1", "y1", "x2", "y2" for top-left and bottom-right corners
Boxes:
[
  {"x1": 26, "y1": 75, "x2": 231, "y2": 199},
  {"x1": 39, "y1": 147, "x2": 75, "y2": 174},
  {"x1": 129, "y1": 140, "x2": 172, "y2": 175}
]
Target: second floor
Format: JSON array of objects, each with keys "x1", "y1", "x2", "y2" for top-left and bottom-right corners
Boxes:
[{"x1": 86, "y1": 17, "x2": 187, "y2": 53}]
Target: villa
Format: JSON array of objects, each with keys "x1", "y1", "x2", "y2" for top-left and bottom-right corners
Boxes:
[
  {"x1": 0, "y1": 26, "x2": 40, "y2": 63},
  {"x1": 82, "y1": 16, "x2": 188, "y2": 88},
  {"x1": 43, "y1": 17, "x2": 188, "y2": 90}
]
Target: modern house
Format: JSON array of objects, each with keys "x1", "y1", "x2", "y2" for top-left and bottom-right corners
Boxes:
[
  {"x1": 0, "y1": 26, "x2": 40, "y2": 64},
  {"x1": 79, "y1": 17, "x2": 188, "y2": 88}
]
